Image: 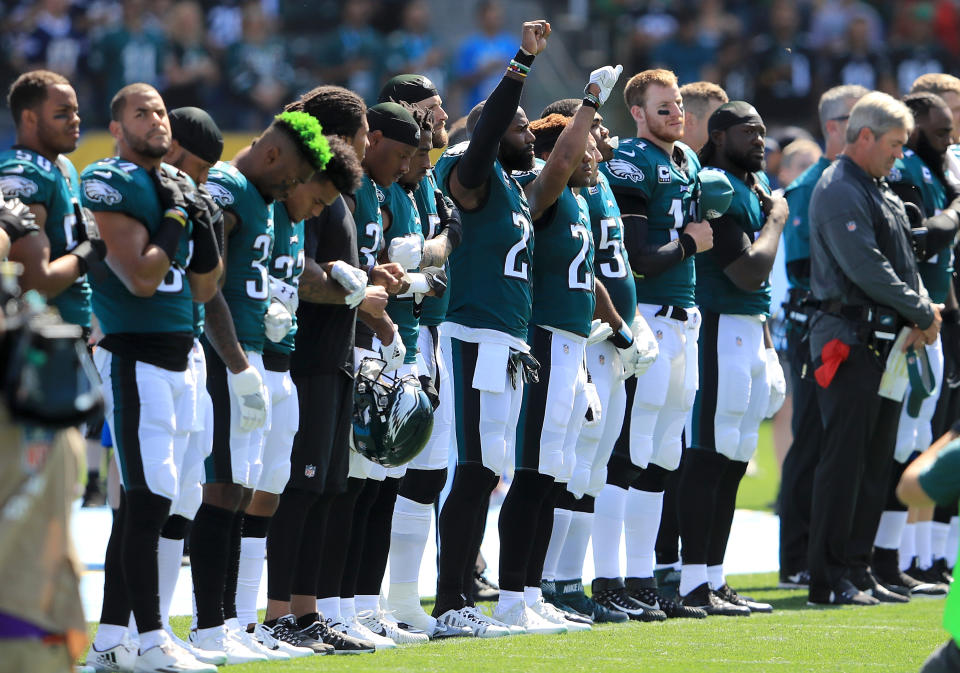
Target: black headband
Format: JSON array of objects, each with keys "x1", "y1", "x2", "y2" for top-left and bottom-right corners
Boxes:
[
  {"x1": 169, "y1": 107, "x2": 223, "y2": 165},
  {"x1": 378, "y1": 74, "x2": 438, "y2": 105},
  {"x1": 367, "y1": 102, "x2": 420, "y2": 147},
  {"x1": 708, "y1": 101, "x2": 764, "y2": 133}
]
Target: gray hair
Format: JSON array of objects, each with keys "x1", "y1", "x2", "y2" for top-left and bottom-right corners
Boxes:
[
  {"x1": 818, "y1": 84, "x2": 869, "y2": 137},
  {"x1": 845, "y1": 91, "x2": 914, "y2": 144}
]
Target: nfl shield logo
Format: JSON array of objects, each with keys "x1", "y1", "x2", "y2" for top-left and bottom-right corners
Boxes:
[
  {"x1": 656, "y1": 330, "x2": 663, "y2": 340},
  {"x1": 599, "y1": 354, "x2": 605, "y2": 365},
  {"x1": 846, "y1": 221, "x2": 857, "y2": 232},
  {"x1": 563, "y1": 344, "x2": 570, "y2": 354},
  {"x1": 736, "y1": 336, "x2": 743, "y2": 346},
  {"x1": 304, "y1": 464, "x2": 316, "y2": 478}
]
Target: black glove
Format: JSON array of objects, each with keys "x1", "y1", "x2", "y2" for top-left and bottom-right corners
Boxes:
[
  {"x1": 418, "y1": 374, "x2": 440, "y2": 410},
  {"x1": 0, "y1": 198, "x2": 40, "y2": 242},
  {"x1": 904, "y1": 201, "x2": 924, "y2": 228},
  {"x1": 943, "y1": 309, "x2": 960, "y2": 388},
  {"x1": 150, "y1": 168, "x2": 189, "y2": 214},
  {"x1": 184, "y1": 186, "x2": 222, "y2": 273},
  {"x1": 435, "y1": 190, "x2": 462, "y2": 249},
  {"x1": 422, "y1": 265, "x2": 447, "y2": 298}
]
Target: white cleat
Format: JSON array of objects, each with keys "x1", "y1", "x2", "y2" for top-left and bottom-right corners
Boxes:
[
  {"x1": 133, "y1": 632, "x2": 217, "y2": 673},
  {"x1": 435, "y1": 606, "x2": 512, "y2": 638},
  {"x1": 254, "y1": 621, "x2": 315, "y2": 658},
  {"x1": 165, "y1": 629, "x2": 226, "y2": 666},
  {"x1": 493, "y1": 602, "x2": 568, "y2": 636},
  {"x1": 85, "y1": 640, "x2": 137, "y2": 672},
  {"x1": 191, "y1": 626, "x2": 267, "y2": 665},
  {"x1": 331, "y1": 616, "x2": 397, "y2": 650},
  {"x1": 226, "y1": 623, "x2": 290, "y2": 661},
  {"x1": 529, "y1": 598, "x2": 591, "y2": 632},
  {"x1": 357, "y1": 609, "x2": 430, "y2": 645}
]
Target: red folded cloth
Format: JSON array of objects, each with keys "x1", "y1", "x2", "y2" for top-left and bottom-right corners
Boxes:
[{"x1": 815, "y1": 338, "x2": 850, "y2": 388}]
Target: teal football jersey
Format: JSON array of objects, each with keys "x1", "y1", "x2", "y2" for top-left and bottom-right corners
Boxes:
[
  {"x1": 583, "y1": 172, "x2": 637, "y2": 324},
  {"x1": 783, "y1": 156, "x2": 830, "y2": 291},
  {"x1": 414, "y1": 170, "x2": 449, "y2": 327},
  {"x1": 600, "y1": 138, "x2": 700, "y2": 308},
  {"x1": 80, "y1": 158, "x2": 194, "y2": 334},
  {"x1": 205, "y1": 161, "x2": 273, "y2": 353},
  {"x1": 435, "y1": 142, "x2": 534, "y2": 340},
  {"x1": 889, "y1": 150, "x2": 952, "y2": 304},
  {"x1": 695, "y1": 169, "x2": 772, "y2": 317},
  {"x1": 383, "y1": 183, "x2": 423, "y2": 363},
  {"x1": 354, "y1": 174, "x2": 384, "y2": 269},
  {"x1": 514, "y1": 161, "x2": 596, "y2": 336},
  {"x1": 0, "y1": 149, "x2": 92, "y2": 327},
  {"x1": 265, "y1": 202, "x2": 305, "y2": 356}
]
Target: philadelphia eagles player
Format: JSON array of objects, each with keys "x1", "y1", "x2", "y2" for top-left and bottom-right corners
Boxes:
[
  {"x1": 84, "y1": 83, "x2": 220, "y2": 673},
  {"x1": 680, "y1": 101, "x2": 786, "y2": 615},
  {"x1": 190, "y1": 110, "x2": 323, "y2": 663}
]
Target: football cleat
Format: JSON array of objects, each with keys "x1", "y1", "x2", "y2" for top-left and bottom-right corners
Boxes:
[
  {"x1": 657, "y1": 594, "x2": 708, "y2": 619},
  {"x1": 357, "y1": 609, "x2": 430, "y2": 645},
  {"x1": 624, "y1": 577, "x2": 668, "y2": 621},
  {"x1": 551, "y1": 578, "x2": 629, "y2": 623},
  {"x1": 714, "y1": 584, "x2": 774, "y2": 613},
  {"x1": 474, "y1": 571, "x2": 501, "y2": 602},
  {"x1": 435, "y1": 606, "x2": 512, "y2": 638},
  {"x1": 134, "y1": 632, "x2": 217, "y2": 673},
  {"x1": 653, "y1": 567, "x2": 681, "y2": 600},
  {"x1": 778, "y1": 569, "x2": 811, "y2": 589},
  {"x1": 164, "y1": 629, "x2": 226, "y2": 666},
  {"x1": 680, "y1": 582, "x2": 751, "y2": 616},
  {"x1": 807, "y1": 578, "x2": 880, "y2": 606},
  {"x1": 86, "y1": 640, "x2": 137, "y2": 672},
  {"x1": 333, "y1": 616, "x2": 396, "y2": 650},
  {"x1": 267, "y1": 615, "x2": 333, "y2": 654},
  {"x1": 190, "y1": 626, "x2": 267, "y2": 665},
  {"x1": 528, "y1": 597, "x2": 591, "y2": 632},
  {"x1": 491, "y1": 602, "x2": 567, "y2": 635},
  {"x1": 298, "y1": 619, "x2": 375, "y2": 654},
  {"x1": 592, "y1": 577, "x2": 663, "y2": 622},
  {"x1": 253, "y1": 621, "x2": 318, "y2": 657},
  {"x1": 227, "y1": 620, "x2": 290, "y2": 660}
]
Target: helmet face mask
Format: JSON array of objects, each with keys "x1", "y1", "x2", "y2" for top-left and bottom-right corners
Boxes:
[{"x1": 352, "y1": 357, "x2": 434, "y2": 467}]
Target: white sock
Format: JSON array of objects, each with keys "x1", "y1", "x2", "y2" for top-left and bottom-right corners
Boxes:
[
  {"x1": 93, "y1": 624, "x2": 128, "y2": 650},
  {"x1": 556, "y1": 511, "x2": 593, "y2": 580},
  {"x1": 316, "y1": 597, "x2": 340, "y2": 621},
  {"x1": 947, "y1": 517, "x2": 959, "y2": 567},
  {"x1": 497, "y1": 589, "x2": 524, "y2": 612},
  {"x1": 236, "y1": 536, "x2": 267, "y2": 628},
  {"x1": 523, "y1": 586, "x2": 542, "y2": 607},
  {"x1": 389, "y1": 496, "x2": 433, "y2": 585},
  {"x1": 932, "y1": 521, "x2": 950, "y2": 561},
  {"x1": 624, "y1": 488, "x2": 663, "y2": 579},
  {"x1": 592, "y1": 484, "x2": 627, "y2": 579},
  {"x1": 680, "y1": 564, "x2": 708, "y2": 597},
  {"x1": 340, "y1": 597, "x2": 356, "y2": 621},
  {"x1": 900, "y1": 523, "x2": 917, "y2": 571},
  {"x1": 138, "y1": 629, "x2": 165, "y2": 653},
  {"x1": 542, "y1": 508, "x2": 573, "y2": 582},
  {"x1": 707, "y1": 564, "x2": 724, "y2": 590},
  {"x1": 916, "y1": 521, "x2": 934, "y2": 569},
  {"x1": 874, "y1": 510, "x2": 908, "y2": 549},
  {"x1": 355, "y1": 594, "x2": 380, "y2": 615}
]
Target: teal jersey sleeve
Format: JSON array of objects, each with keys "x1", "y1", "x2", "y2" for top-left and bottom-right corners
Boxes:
[
  {"x1": 205, "y1": 161, "x2": 273, "y2": 353},
  {"x1": 600, "y1": 138, "x2": 700, "y2": 308},
  {"x1": 584, "y1": 172, "x2": 636, "y2": 323},
  {"x1": 415, "y1": 170, "x2": 449, "y2": 327},
  {"x1": 783, "y1": 156, "x2": 831, "y2": 291},
  {"x1": 435, "y1": 142, "x2": 534, "y2": 340},
  {"x1": 889, "y1": 151, "x2": 953, "y2": 303},
  {"x1": 0, "y1": 150, "x2": 92, "y2": 327},
  {"x1": 383, "y1": 183, "x2": 423, "y2": 364},
  {"x1": 354, "y1": 174, "x2": 384, "y2": 269},
  {"x1": 695, "y1": 169, "x2": 773, "y2": 317},
  {"x1": 80, "y1": 158, "x2": 194, "y2": 334},
  {"x1": 264, "y1": 202, "x2": 305, "y2": 355},
  {"x1": 918, "y1": 438, "x2": 960, "y2": 506}
]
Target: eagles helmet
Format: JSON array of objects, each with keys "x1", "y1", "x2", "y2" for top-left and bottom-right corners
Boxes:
[
  {"x1": 352, "y1": 357, "x2": 434, "y2": 467},
  {"x1": 697, "y1": 168, "x2": 734, "y2": 220}
]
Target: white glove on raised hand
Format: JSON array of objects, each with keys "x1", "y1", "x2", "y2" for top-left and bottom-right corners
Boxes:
[
  {"x1": 380, "y1": 329, "x2": 406, "y2": 374},
  {"x1": 264, "y1": 300, "x2": 293, "y2": 342},
  {"x1": 630, "y1": 314, "x2": 659, "y2": 377},
  {"x1": 387, "y1": 234, "x2": 422, "y2": 270},
  {"x1": 765, "y1": 347, "x2": 787, "y2": 418},
  {"x1": 227, "y1": 365, "x2": 267, "y2": 432},
  {"x1": 587, "y1": 64, "x2": 624, "y2": 106},
  {"x1": 269, "y1": 276, "x2": 298, "y2": 314},
  {"x1": 586, "y1": 319, "x2": 614, "y2": 345},
  {"x1": 583, "y1": 380, "x2": 602, "y2": 428},
  {"x1": 330, "y1": 260, "x2": 367, "y2": 308}
]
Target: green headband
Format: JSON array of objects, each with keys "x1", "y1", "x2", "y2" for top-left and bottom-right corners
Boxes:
[{"x1": 274, "y1": 110, "x2": 332, "y2": 170}]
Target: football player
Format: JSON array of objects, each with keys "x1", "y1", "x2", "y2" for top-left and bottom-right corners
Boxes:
[
  {"x1": 679, "y1": 101, "x2": 787, "y2": 615},
  {"x1": 83, "y1": 83, "x2": 220, "y2": 673},
  {"x1": 190, "y1": 110, "x2": 322, "y2": 662},
  {"x1": 590, "y1": 69, "x2": 713, "y2": 621}
]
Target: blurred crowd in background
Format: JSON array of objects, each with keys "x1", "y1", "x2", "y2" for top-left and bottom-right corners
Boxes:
[{"x1": 3, "y1": 0, "x2": 960, "y2": 134}]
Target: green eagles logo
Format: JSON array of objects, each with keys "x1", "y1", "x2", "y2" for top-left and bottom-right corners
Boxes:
[
  {"x1": 606, "y1": 159, "x2": 644, "y2": 183},
  {"x1": 82, "y1": 179, "x2": 122, "y2": 205},
  {"x1": 0, "y1": 175, "x2": 39, "y2": 199},
  {"x1": 204, "y1": 181, "x2": 235, "y2": 207}
]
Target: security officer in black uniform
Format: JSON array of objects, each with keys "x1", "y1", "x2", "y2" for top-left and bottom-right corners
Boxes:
[{"x1": 807, "y1": 91, "x2": 943, "y2": 606}]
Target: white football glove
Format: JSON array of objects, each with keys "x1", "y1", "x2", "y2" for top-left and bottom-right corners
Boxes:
[
  {"x1": 387, "y1": 234, "x2": 422, "y2": 270},
  {"x1": 610, "y1": 320, "x2": 642, "y2": 379},
  {"x1": 765, "y1": 347, "x2": 787, "y2": 418},
  {"x1": 268, "y1": 276, "x2": 298, "y2": 314},
  {"x1": 630, "y1": 314, "x2": 659, "y2": 378},
  {"x1": 586, "y1": 64, "x2": 623, "y2": 106},
  {"x1": 380, "y1": 329, "x2": 406, "y2": 374},
  {"x1": 583, "y1": 380, "x2": 602, "y2": 428},
  {"x1": 264, "y1": 300, "x2": 293, "y2": 342},
  {"x1": 227, "y1": 365, "x2": 267, "y2": 432},
  {"x1": 330, "y1": 260, "x2": 367, "y2": 308},
  {"x1": 586, "y1": 319, "x2": 614, "y2": 345}
]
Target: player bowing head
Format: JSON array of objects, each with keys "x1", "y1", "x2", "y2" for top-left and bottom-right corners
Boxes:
[
  {"x1": 365, "y1": 102, "x2": 421, "y2": 187},
  {"x1": 283, "y1": 136, "x2": 364, "y2": 222},
  {"x1": 530, "y1": 114, "x2": 602, "y2": 188},
  {"x1": 247, "y1": 111, "x2": 326, "y2": 202}
]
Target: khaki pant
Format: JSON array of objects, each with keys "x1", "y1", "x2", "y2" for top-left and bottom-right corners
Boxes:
[{"x1": 0, "y1": 639, "x2": 72, "y2": 673}]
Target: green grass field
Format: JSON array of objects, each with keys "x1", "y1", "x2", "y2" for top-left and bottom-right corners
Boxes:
[{"x1": 129, "y1": 573, "x2": 945, "y2": 673}]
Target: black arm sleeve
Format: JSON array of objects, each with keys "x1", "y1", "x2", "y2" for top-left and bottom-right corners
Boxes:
[
  {"x1": 616, "y1": 188, "x2": 697, "y2": 278},
  {"x1": 710, "y1": 214, "x2": 752, "y2": 269},
  {"x1": 457, "y1": 75, "x2": 524, "y2": 190}
]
